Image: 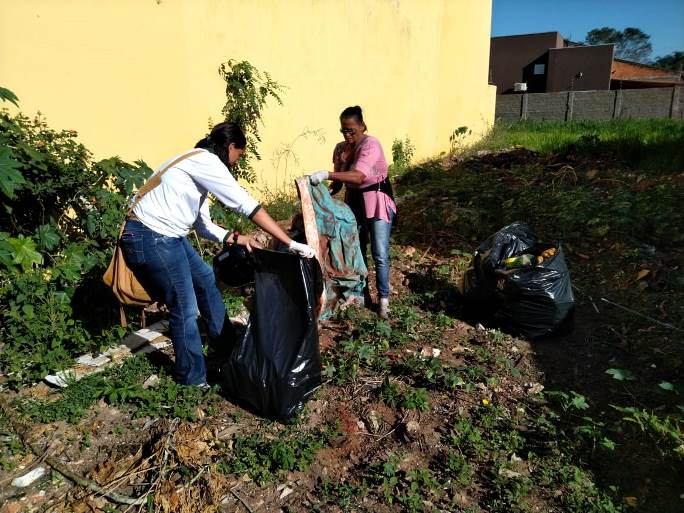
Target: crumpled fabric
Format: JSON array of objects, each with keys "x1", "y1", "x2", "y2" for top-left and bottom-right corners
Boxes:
[{"x1": 308, "y1": 183, "x2": 367, "y2": 319}]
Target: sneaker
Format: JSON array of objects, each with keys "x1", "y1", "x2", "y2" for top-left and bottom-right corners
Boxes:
[
  {"x1": 379, "y1": 298, "x2": 390, "y2": 319},
  {"x1": 196, "y1": 382, "x2": 211, "y2": 391}
]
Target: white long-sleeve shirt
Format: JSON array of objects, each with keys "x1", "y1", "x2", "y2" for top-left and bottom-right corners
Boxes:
[{"x1": 133, "y1": 149, "x2": 260, "y2": 242}]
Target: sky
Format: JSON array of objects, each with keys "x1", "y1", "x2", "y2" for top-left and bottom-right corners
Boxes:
[{"x1": 492, "y1": 0, "x2": 684, "y2": 58}]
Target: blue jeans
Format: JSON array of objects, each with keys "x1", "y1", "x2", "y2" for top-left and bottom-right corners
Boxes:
[
  {"x1": 119, "y1": 220, "x2": 228, "y2": 385},
  {"x1": 358, "y1": 211, "x2": 394, "y2": 300}
]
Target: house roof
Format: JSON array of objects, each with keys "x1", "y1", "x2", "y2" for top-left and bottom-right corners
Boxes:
[
  {"x1": 613, "y1": 57, "x2": 677, "y2": 74},
  {"x1": 612, "y1": 58, "x2": 681, "y2": 82}
]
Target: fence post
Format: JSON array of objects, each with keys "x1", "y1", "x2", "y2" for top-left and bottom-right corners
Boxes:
[
  {"x1": 565, "y1": 91, "x2": 575, "y2": 121},
  {"x1": 521, "y1": 93, "x2": 528, "y2": 121},
  {"x1": 670, "y1": 86, "x2": 681, "y2": 119},
  {"x1": 613, "y1": 90, "x2": 623, "y2": 119}
]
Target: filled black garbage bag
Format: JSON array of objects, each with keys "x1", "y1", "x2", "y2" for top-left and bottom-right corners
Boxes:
[
  {"x1": 220, "y1": 249, "x2": 323, "y2": 420},
  {"x1": 461, "y1": 221, "x2": 538, "y2": 302},
  {"x1": 493, "y1": 244, "x2": 575, "y2": 339},
  {"x1": 462, "y1": 222, "x2": 574, "y2": 339}
]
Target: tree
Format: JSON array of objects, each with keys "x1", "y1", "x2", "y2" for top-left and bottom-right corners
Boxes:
[
  {"x1": 653, "y1": 51, "x2": 684, "y2": 73},
  {"x1": 585, "y1": 27, "x2": 652, "y2": 63},
  {"x1": 219, "y1": 60, "x2": 284, "y2": 183}
]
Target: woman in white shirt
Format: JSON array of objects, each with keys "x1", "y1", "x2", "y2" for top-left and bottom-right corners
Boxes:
[{"x1": 120, "y1": 122, "x2": 315, "y2": 386}]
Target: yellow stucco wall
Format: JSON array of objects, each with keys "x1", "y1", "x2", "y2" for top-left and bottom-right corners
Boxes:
[{"x1": 0, "y1": 0, "x2": 495, "y2": 191}]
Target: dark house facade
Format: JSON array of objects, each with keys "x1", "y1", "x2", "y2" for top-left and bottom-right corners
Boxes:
[
  {"x1": 490, "y1": 32, "x2": 613, "y2": 94},
  {"x1": 490, "y1": 32, "x2": 682, "y2": 94}
]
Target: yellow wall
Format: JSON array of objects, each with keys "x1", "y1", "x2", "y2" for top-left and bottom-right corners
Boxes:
[{"x1": 0, "y1": 0, "x2": 495, "y2": 191}]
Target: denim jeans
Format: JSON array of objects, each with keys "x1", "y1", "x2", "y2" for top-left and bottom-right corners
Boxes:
[
  {"x1": 357, "y1": 210, "x2": 394, "y2": 300},
  {"x1": 119, "y1": 220, "x2": 229, "y2": 385}
]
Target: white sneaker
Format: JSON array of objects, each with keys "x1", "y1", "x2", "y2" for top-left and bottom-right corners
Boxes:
[{"x1": 379, "y1": 298, "x2": 390, "y2": 319}]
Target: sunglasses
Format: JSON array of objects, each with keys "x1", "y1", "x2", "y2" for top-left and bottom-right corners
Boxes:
[{"x1": 340, "y1": 128, "x2": 358, "y2": 135}]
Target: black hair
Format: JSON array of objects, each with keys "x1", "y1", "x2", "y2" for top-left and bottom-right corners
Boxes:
[
  {"x1": 340, "y1": 105, "x2": 367, "y2": 132},
  {"x1": 195, "y1": 122, "x2": 246, "y2": 167}
]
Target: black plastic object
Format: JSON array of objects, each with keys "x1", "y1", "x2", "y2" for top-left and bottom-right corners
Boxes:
[
  {"x1": 213, "y1": 243, "x2": 255, "y2": 288},
  {"x1": 220, "y1": 249, "x2": 323, "y2": 420},
  {"x1": 461, "y1": 222, "x2": 574, "y2": 339}
]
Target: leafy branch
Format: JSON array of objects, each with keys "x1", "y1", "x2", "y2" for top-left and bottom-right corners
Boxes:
[{"x1": 219, "y1": 59, "x2": 284, "y2": 182}]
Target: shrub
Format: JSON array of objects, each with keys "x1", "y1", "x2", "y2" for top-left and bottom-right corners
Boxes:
[{"x1": 0, "y1": 90, "x2": 149, "y2": 386}]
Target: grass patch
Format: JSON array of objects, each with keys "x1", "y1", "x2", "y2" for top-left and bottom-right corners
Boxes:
[
  {"x1": 472, "y1": 119, "x2": 684, "y2": 174},
  {"x1": 398, "y1": 121, "x2": 684, "y2": 247},
  {"x1": 18, "y1": 356, "x2": 218, "y2": 423},
  {"x1": 394, "y1": 118, "x2": 683, "y2": 513},
  {"x1": 217, "y1": 423, "x2": 339, "y2": 485}
]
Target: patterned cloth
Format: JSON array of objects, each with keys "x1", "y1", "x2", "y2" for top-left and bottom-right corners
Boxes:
[{"x1": 308, "y1": 182, "x2": 368, "y2": 319}]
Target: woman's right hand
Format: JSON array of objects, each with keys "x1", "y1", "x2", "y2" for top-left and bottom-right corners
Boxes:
[{"x1": 309, "y1": 170, "x2": 329, "y2": 186}]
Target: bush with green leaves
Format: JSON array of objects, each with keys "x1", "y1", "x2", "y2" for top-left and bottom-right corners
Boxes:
[
  {"x1": 389, "y1": 136, "x2": 415, "y2": 177},
  {"x1": 0, "y1": 270, "x2": 120, "y2": 388},
  {"x1": 0, "y1": 89, "x2": 151, "y2": 386}
]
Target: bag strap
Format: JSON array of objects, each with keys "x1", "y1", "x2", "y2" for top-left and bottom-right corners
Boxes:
[
  {"x1": 118, "y1": 149, "x2": 204, "y2": 237},
  {"x1": 127, "y1": 149, "x2": 204, "y2": 216}
]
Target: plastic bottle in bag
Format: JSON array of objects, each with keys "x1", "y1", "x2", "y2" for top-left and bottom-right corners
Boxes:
[{"x1": 503, "y1": 254, "x2": 535, "y2": 269}]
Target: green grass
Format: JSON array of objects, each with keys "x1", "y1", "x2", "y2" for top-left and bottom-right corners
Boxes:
[
  {"x1": 3, "y1": 118, "x2": 680, "y2": 513},
  {"x1": 398, "y1": 120, "x2": 684, "y2": 248},
  {"x1": 18, "y1": 355, "x2": 218, "y2": 423},
  {"x1": 394, "y1": 118, "x2": 683, "y2": 513},
  {"x1": 471, "y1": 119, "x2": 684, "y2": 174},
  {"x1": 217, "y1": 423, "x2": 339, "y2": 485}
]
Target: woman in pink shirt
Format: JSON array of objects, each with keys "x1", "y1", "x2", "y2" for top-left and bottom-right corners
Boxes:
[{"x1": 309, "y1": 106, "x2": 397, "y2": 318}]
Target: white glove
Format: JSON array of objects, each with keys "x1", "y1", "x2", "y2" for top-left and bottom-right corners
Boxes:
[
  {"x1": 309, "y1": 170, "x2": 329, "y2": 186},
  {"x1": 288, "y1": 240, "x2": 316, "y2": 258}
]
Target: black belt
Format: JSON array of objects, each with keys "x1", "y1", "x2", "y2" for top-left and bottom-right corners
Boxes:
[
  {"x1": 353, "y1": 177, "x2": 395, "y2": 202},
  {"x1": 347, "y1": 177, "x2": 397, "y2": 226}
]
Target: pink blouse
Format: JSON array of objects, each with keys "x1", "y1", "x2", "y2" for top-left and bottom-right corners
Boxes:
[{"x1": 332, "y1": 135, "x2": 396, "y2": 223}]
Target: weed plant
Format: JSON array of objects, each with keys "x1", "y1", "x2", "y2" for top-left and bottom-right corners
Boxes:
[
  {"x1": 217, "y1": 423, "x2": 339, "y2": 485},
  {"x1": 19, "y1": 356, "x2": 218, "y2": 423}
]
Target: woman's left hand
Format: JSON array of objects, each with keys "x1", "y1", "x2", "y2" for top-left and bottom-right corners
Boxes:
[{"x1": 236, "y1": 234, "x2": 262, "y2": 252}]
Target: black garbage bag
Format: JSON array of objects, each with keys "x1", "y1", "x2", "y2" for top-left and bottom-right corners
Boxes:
[
  {"x1": 461, "y1": 222, "x2": 538, "y2": 302},
  {"x1": 213, "y1": 242, "x2": 255, "y2": 288},
  {"x1": 461, "y1": 222, "x2": 574, "y2": 339},
  {"x1": 219, "y1": 249, "x2": 323, "y2": 420}
]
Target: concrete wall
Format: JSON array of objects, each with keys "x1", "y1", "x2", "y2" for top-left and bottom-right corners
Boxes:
[
  {"x1": 572, "y1": 90, "x2": 616, "y2": 120},
  {"x1": 621, "y1": 88, "x2": 677, "y2": 118},
  {"x1": 0, "y1": 0, "x2": 496, "y2": 191},
  {"x1": 495, "y1": 87, "x2": 683, "y2": 122}
]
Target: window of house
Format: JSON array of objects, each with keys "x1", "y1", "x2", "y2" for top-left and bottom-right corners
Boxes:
[{"x1": 533, "y1": 63, "x2": 545, "y2": 75}]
